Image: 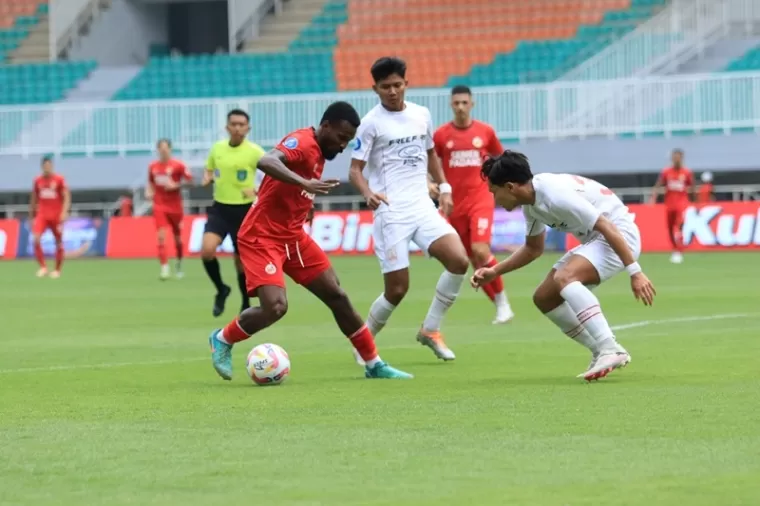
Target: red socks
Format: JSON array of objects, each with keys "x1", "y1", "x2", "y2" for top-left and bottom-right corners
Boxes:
[
  {"x1": 349, "y1": 324, "x2": 378, "y2": 362},
  {"x1": 158, "y1": 242, "x2": 168, "y2": 265},
  {"x1": 34, "y1": 241, "x2": 45, "y2": 268},
  {"x1": 222, "y1": 319, "x2": 251, "y2": 344},
  {"x1": 479, "y1": 257, "x2": 504, "y2": 302},
  {"x1": 55, "y1": 242, "x2": 64, "y2": 271}
]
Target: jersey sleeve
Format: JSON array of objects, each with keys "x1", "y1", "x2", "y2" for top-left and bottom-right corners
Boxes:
[
  {"x1": 551, "y1": 191, "x2": 602, "y2": 233},
  {"x1": 276, "y1": 133, "x2": 307, "y2": 163},
  {"x1": 487, "y1": 127, "x2": 503, "y2": 156},
  {"x1": 32, "y1": 178, "x2": 39, "y2": 196},
  {"x1": 524, "y1": 209, "x2": 545, "y2": 237},
  {"x1": 424, "y1": 108, "x2": 435, "y2": 151},
  {"x1": 205, "y1": 144, "x2": 216, "y2": 170},
  {"x1": 148, "y1": 165, "x2": 155, "y2": 184},
  {"x1": 352, "y1": 116, "x2": 375, "y2": 162}
]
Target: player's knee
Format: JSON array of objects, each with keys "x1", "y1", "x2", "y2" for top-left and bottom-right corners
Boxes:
[
  {"x1": 446, "y1": 254, "x2": 470, "y2": 275},
  {"x1": 324, "y1": 286, "x2": 351, "y2": 310},
  {"x1": 384, "y1": 283, "x2": 408, "y2": 306},
  {"x1": 263, "y1": 298, "x2": 288, "y2": 323},
  {"x1": 200, "y1": 247, "x2": 216, "y2": 261},
  {"x1": 552, "y1": 269, "x2": 580, "y2": 291},
  {"x1": 470, "y1": 244, "x2": 491, "y2": 267}
]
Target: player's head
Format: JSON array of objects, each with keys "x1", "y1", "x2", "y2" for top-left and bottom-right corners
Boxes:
[
  {"x1": 671, "y1": 148, "x2": 684, "y2": 168},
  {"x1": 317, "y1": 101, "x2": 361, "y2": 160},
  {"x1": 156, "y1": 138, "x2": 172, "y2": 161},
  {"x1": 41, "y1": 155, "x2": 53, "y2": 176},
  {"x1": 450, "y1": 85, "x2": 474, "y2": 123},
  {"x1": 226, "y1": 109, "x2": 251, "y2": 145},
  {"x1": 370, "y1": 57, "x2": 407, "y2": 112},
  {"x1": 481, "y1": 150, "x2": 533, "y2": 211}
]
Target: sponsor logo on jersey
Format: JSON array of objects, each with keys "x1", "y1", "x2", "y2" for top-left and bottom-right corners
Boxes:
[{"x1": 449, "y1": 149, "x2": 481, "y2": 168}]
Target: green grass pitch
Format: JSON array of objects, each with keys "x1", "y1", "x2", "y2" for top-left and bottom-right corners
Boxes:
[{"x1": 1, "y1": 252, "x2": 759, "y2": 505}]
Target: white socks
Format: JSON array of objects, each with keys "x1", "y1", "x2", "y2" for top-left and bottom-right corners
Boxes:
[
  {"x1": 558, "y1": 281, "x2": 620, "y2": 354},
  {"x1": 422, "y1": 271, "x2": 464, "y2": 332},
  {"x1": 544, "y1": 303, "x2": 598, "y2": 352},
  {"x1": 367, "y1": 294, "x2": 396, "y2": 337}
]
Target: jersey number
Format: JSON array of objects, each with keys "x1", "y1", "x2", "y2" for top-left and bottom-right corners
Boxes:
[{"x1": 572, "y1": 175, "x2": 614, "y2": 195}]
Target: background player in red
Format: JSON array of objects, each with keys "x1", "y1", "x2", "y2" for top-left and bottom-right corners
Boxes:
[
  {"x1": 697, "y1": 171, "x2": 714, "y2": 203},
  {"x1": 29, "y1": 156, "x2": 70, "y2": 278},
  {"x1": 208, "y1": 101, "x2": 412, "y2": 381},
  {"x1": 649, "y1": 148, "x2": 694, "y2": 264},
  {"x1": 433, "y1": 85, "x2": 513, "y2": 324},
  {"x1": 146, "y1": 139, "x2": 193, "y2": 280}
]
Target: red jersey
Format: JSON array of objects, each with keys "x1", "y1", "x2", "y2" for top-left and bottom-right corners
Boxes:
[
  {"x1": 697, "y1": 183, "x2": 713, "y2": 203},
  {"x1": 659, "y1": 166, "x2": 693, "y2": 208},
  {"x1": 119, "y1": 197, "x2": 133, "y2": 217},
  {"x1": 433, "y1": 120, "x2": 503, "y2": 216},
  {"x1": 148, "y1": 159, "x2": 192, "y2": 212},
  {"x1": 33, "y1": 174, "x2": 67, "y2": 219},
  {"x1": 241, "y1": 128, "x2": 324, "y2": 241}
]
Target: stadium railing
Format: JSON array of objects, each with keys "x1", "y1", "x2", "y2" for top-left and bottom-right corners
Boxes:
[
  {"x1": 4, "y1": 71, "x2": 760, "y2": 157},
  {"x1": 1, "y1": 185, "x2": 758, "y2": 218},
  {"x1": 556, "y1": 0, "x2": 760, "y2": 131}
]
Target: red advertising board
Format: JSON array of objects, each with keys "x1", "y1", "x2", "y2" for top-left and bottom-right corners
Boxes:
[
  {"x1": 0, "y1": 219, "x2": 19, "y2": 260},
  {"x1": 566, "y1": 202, "x2": 760, "y2": 252}
]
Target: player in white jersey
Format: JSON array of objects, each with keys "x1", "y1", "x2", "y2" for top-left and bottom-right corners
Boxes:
[
  {"x1": 349, "y1": 57, "x2": 470, "y2": 364},
  {"x1": 471, "y1": 151, "x2": 656, "y2": 381}
]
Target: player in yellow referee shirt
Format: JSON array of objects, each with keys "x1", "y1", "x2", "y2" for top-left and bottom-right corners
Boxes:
[{"x1": 201, "y1": 109, "x2": 266, "y2": 317}]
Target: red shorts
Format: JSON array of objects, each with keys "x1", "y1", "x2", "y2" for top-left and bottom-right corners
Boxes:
[
  {"x1": 238, "y1": 233, "x2": 331, "y2": 295},
  {"x1": 32, "y1": 216, "x2": 62, "y2": 237},
  {"x1": 665, "y1": 207, "x2": 685, "y2": 229},
  {"x1": 154, "y1": 210, "x2": 183, "y2": 232},
  {"x1": 448, "y1": 204, "x2": 495, "y2": 256}
]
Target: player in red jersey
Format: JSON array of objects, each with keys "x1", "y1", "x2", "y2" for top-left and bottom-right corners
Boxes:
[
  {"x1": 433, "y1": 85, "x2": 513, "y2": 324},
  {"x1": 649, "y1": 148, "x2": 695, "y2": 264},
  {"x1": 30, "y1": 156, "x2": 70, "y2": 278},
  {"x1": 146, "y1": 139, "x2": 193, "y2": 280},
  {"x1": 208, "y1": 101, "x2": 413, "y2": 380}
]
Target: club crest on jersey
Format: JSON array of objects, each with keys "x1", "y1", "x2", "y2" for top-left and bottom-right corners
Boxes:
[
  {"x1": 265, "y1": 263, "x2": 277, "y2": 275},
  {"x1": 446, "y1": 140, "x2": 454, "y2": 149},
  {"x1": 353, "y1": 138, "x2": 362, "y2": 151},
  {"x1": 283, "y1": 137, "x2": 299, "y2": 149},
  {"x1": 472, "y1": 136, "x2": 483, "y2": 148}
]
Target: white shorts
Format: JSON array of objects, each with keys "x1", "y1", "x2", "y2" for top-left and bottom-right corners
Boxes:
[
  {"x1": 373, "y1": 206, "x2": 457, "y2": 274},
  {"x1": 553, "y1": 219, "x2": 642, "y2": 284}
]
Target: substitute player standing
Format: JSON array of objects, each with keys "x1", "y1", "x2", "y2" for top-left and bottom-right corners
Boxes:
[
  {"x1": 434, "y1": 85, "x2": 513, "y2": 324},
  {"x1": 350, "y1": 57, "x2": 470, "y2": 364},
  {"x1": 202, "y1": 109, "x2": 266, "y2": 317},
  {"x1": 208, "y1": 101, "x2": 412, "y2": 380},
  {"x1": 472, "y1": 151, "x2": 656, "y2": 381},
  {"x1": 30, "y1": 156, "x2": 70, "y2": 278},
  {"x1": 146, "y1": 139, "x2": 193, "y2": 280},
  {"x1": 649, "y1": 148, "x2": 694, "y2": 264}
]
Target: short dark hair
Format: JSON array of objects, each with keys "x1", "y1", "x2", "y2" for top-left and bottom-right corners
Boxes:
[
  {"x1": 227, "y1": 108, "x2": 250, "y2": 122},
  {"x1": 370, "y1": 57, "x2": 406, "y2": 83},
  {"x1": 321, "y1": 101, "x2": 361, "y2": 128},
  {"x1": 156, "y1": 138, "x2": 172, "y2": 149},
  {"x1": 41, "y1": 155, "x2": 53, "y2": 166},
  {"x1": 481, "y1": 150, "x2": 533, "y2": 186},
  {"x1": 451, "y1": 85, "x2": 471, "y2": 96},
  {"x1": 672, "y1": 148, "x2": 684, "y2": 155}
]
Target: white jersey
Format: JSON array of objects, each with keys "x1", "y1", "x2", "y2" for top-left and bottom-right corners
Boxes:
[
  {"x1": 352, "y1": 101, "x2": 435, "y2": 216},
  {"x1": 524, "y1": 173, "x2": 633, "y2": 244}
]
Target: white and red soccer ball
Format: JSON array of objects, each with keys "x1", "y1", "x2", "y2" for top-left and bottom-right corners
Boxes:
[{"x1": 246, "y1": 343, "x2": 291, "y2": 386}]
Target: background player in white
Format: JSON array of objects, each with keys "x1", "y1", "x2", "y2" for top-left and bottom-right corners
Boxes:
[
  {"x1": 471, "y1": 151, "x2": 656, "y2": 381},
  {"x1": 349, "y1": 57, "x2": 470, "y2": 364}
]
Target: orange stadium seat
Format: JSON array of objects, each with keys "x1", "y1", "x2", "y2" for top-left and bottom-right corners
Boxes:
[{"x1": 333, "y1": 0, "x2": 663, "y2": 90}]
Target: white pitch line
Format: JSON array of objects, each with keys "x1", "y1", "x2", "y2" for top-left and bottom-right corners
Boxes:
[{"x1": 1, "y1": 313, "x2": 757, "y2": 375}]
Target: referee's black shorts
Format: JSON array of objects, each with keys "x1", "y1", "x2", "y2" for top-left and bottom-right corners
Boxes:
[{"x1": 203, "y1": 201, "x2": 252, "y2": 253}]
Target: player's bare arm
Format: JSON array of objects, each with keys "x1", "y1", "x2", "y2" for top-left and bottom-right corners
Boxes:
[
  {"x1": 260, "y1": 150, "x2": 339, "y2": 195},
  {"x1": 471, "y1": 233, "x2": 544, "y2": 289},
  {"x1": 29, "y1": 187, "x2": 37, "y2": 219},
  {"x1": 593, "y1": 216, "x2": 656, "y2": 306},
  {"x1": 426, "y1": 148, "x2": 453, "y2": 215},
  {"x1": 349, "y1": 158, "x2": 387, "y2": 209},
  {"x1": 202, "y1": 168, "x2": 214, "y2": 186},
  {"x1": 145, "y1": 170, "x2": 155, "y2": 199},
  {"x1": 649, "y1": 174, "x2": 663, "y2": 204},
  {"x1": 60, "y1": 186, "x2": 71, "y2": 221}
]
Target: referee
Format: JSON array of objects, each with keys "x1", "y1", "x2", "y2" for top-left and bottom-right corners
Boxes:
[{"x1": 201, "y1": 109, "x2": 265, "y2": 317}]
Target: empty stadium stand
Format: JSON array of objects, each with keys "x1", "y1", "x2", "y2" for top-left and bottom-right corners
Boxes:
[{"x1": 0, "y1": 1, "x2": 47, "y2": 63}]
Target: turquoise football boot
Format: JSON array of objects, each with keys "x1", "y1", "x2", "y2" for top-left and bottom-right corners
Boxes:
[
  {"x1": 208, "y1": 329, "x2": 233, "y2": 380},
  {"x1": 365, "y1": 361, "x2": 414, "y2": 379}
]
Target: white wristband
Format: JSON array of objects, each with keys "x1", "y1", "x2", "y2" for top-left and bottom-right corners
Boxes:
[
  {"x1": 625, "y1": 262, "x2": 642, "y2": 277},
  {"x1": 438, "y1": 183, "x2": 452, "y2": 194}
]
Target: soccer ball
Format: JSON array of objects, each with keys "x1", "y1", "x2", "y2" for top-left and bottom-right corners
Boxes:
[{"x1": 246, "y1": 343, "x2": 291, "y2": 386}]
